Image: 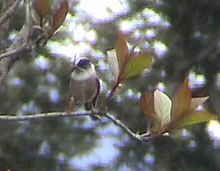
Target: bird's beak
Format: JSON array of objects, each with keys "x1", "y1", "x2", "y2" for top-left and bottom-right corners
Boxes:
[{"x1": 71, "y1": 66, "x2": 77, "y2": 72}]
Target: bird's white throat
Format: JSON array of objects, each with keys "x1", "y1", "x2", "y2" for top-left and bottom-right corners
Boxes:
[{"x1": 71, "y1": 65, "x2": 97, "y2": 81}]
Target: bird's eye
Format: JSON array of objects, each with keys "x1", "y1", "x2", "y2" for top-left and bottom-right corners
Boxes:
[{"x1": 77, "y1": 59, "x2": 90, "y2": 68}]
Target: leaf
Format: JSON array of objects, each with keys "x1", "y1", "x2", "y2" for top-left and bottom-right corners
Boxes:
[
  {"x1": 51, "y1": 0, "x2": 69, "y2": 35},
  {"x1": 124, "y1": 51, "x2": 154, "y2": 79},
  {"x1": 140, "y1": 92, "x2": 155, "y2": 118},
  {"x1": 173, "y1": 111, "x2": 216, "y2": 129},
  {"x1": 108, "y1": 32, "x2": 128, "y2": 97},
  {"x1": 140, "y1": 92, "x2": 156, "y2": 131},
  {"x1": 33, "y1": 0, "x2": 50, "y2": 19},
  {"x1": 107, "y1": 49, "x2": 119, "y2": 80},
  {"x1": 115, "y1": 32, "x2": 129, "y2": 71},
  {"x1": 109, "y1": 32, "x2": 154, "y2": 97},
  {"x1": 171, "y1": 80, "x2": 191, "y2": 118},
  {"x1": 190, "y1": 96, "x2": 209, "y2": 110},
  {"x1": 154, "y1": 90, "x2": 172, "y2": 127}
]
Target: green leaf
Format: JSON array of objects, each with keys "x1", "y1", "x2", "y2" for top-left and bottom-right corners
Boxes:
[
  {"x1": 124, "y1": 52, "x2": 154, "y2": 79},
  {"x1": 174, "y1": 111, "x2": 216, "y2": 128},
  {"x1": 154, "y1": 90, "x2": 172, "y2": 127}
]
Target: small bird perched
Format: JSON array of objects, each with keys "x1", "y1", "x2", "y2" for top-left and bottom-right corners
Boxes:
[{"x1": 67, "y1": 57, "x2": 100, "y2": 118}]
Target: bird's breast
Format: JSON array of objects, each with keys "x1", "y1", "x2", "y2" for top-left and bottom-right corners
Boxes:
[{"x1": 70, "y1": 77, "x2": 98, "y2": 104}]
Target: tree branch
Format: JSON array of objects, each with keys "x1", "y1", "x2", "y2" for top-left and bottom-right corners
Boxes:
[
  {"x1": 0, "y1": 0, "x2": 22, "y2": 26},
  {"x1": 0, "y1": 45, "x2": 30, "y2": 60},
  {"x1": 0, "y1": 111, "x2": 151, "y2": 142},
  {"x1": 0, "y1": 0, "x2": 49, "y2": 84},
  {"x1": 0, "y1": 0, "x2": 31, "y2": 85},
  {"x1": 103, "y1": 113, "x2": 150, "y2": 142},
  {"x1": 0, "y1": 112, "x2": 92, "y2": 121}
]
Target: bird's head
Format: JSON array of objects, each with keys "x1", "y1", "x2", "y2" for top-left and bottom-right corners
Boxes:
[
  {"x1": 71, "y1": 57, "x2": 96, "y2": 80},
  {"x1": 72, "y1": 58, "x2": 92, "y2": 72}
]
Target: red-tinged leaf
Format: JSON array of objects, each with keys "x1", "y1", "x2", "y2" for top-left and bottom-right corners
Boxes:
[
  {"x1": 108, "y1": 32, "x2": 129, "y2": 97},
  {"x1": 140, "y1": 92, "x2": 155, "y2": 118},
  {"x1": 51, "y1": 0, "x2": 69, "y2": 35},
  {"x1": 123, "y1": 51, "x2": 154, "y2": 79},
  {"x1": 140, "y1": 92, "x2": 156, "y2": 131},
  {"x1": 115, "y1": 32, "x2": 129, "y2": 71},
  {"x1": 172, "y1": 111, "x2": 216, "y2": 129},
  {"x1": 171, "y1": 80, "x2": 191, "y2": 118},
  {"x1": 33, "y1": 0, "x2": 50, "y2": 19},
  {"x1": 190, "y1": 96, "x2": 209, "y2": 110},
  {"x1": 154, "y1": 90, "x2": 172, "y2": 127}
]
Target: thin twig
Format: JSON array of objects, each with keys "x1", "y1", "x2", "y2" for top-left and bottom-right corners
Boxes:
[
  {"x1": 0, "y1": 0, "x2": 22, "y2": 26},
  {"x1": 103, "y1": 112, "x2": 150, "y2": 142},
  {"x1": 0, "y1": 111, "x2": 151, "y2": 142},
  {"x1": 24, "y1": 0, "x2": 32, "y2": 34},
  {"x1": 0, "y1": 112, "x2": 93, "y2": 121},
  {"x1": 0, "y1": 45, "x2": 29, "y2": 60}
]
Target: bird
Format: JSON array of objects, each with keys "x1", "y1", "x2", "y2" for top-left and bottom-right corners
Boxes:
[{"x1": 68, "y1": 57, "x2": 100, "y2": 118}]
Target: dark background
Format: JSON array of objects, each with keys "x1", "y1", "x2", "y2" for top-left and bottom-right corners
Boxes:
[{"x1": 0, "y1": 0, "x2": 220, "y2": 170}]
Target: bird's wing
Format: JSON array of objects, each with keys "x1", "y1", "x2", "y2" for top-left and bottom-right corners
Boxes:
[{"x1": 91, "y1": 78, "x2": 100, "y2": 107}]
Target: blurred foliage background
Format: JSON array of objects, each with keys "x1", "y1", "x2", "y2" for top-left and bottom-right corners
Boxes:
[{"x1": 0, "y1": 0, "x2": 220, "y2": 170}]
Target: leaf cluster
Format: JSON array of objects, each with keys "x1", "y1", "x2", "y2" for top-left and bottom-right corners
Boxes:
[
  {"x1": 33, "y1": 0, "x2": 69, "y2": 37},
  {"x1": 107, "y1": 32, "x2": 215, "y2": 138}
]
